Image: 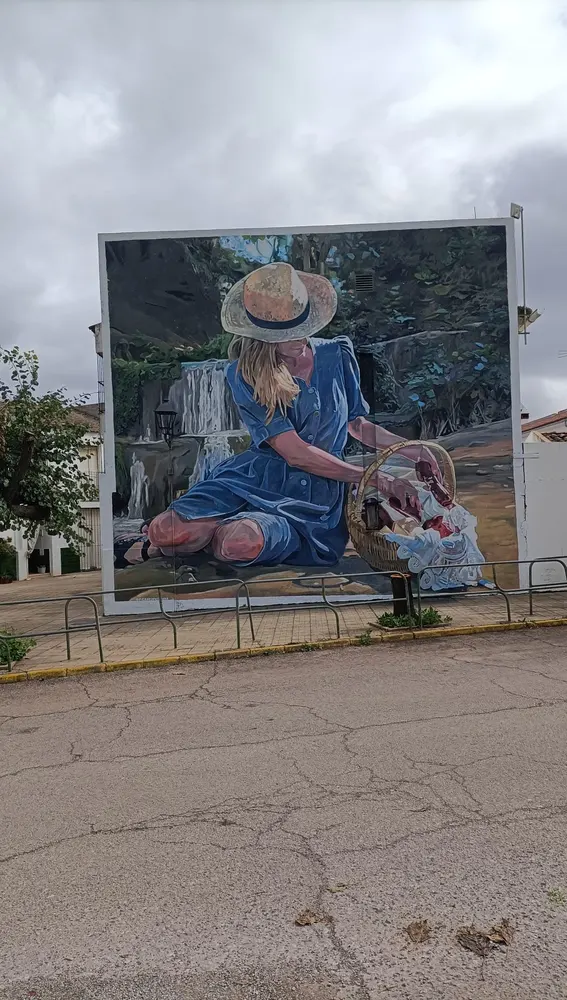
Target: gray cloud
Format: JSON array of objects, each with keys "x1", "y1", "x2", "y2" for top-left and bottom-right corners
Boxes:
[
  {"x1": 1, "y1": 0, "x2": 566, "y2": 415},
  {"x1": 460, "y1": 145, "x2": 567, "y2": 415}
]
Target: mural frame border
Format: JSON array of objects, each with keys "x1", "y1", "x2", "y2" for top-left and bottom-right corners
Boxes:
[{"x1": 97, "y1": 218, "x2": 523, "y2": 616}]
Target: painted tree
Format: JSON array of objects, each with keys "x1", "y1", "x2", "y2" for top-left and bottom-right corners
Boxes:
[{"x1": 0, "y1": 347, "x2": 97, "y2": 545}]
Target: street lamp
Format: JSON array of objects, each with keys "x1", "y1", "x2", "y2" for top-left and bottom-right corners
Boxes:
[
  {"x1": 154, "y1": 404, "x2": 179, "y2": 503},
  {"x1": 155, "y1": 404, "x2": 178, "y2": 448}
]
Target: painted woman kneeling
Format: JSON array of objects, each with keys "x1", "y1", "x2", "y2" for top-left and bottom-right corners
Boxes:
[{"x1": 148, "y1": 263, "x2": 437, "y2": 567}]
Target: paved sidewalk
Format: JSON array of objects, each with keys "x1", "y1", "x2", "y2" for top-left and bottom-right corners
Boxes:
[{"x1": 1, "y1": 571, "x2": 567, "y2": 672}]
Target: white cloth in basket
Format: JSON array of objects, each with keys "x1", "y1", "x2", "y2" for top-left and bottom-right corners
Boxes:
[{"x1": 383, "y1": 489, "x2": 486, "y2": 591}]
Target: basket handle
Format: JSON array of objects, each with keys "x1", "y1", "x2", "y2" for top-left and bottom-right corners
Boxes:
[{"x1": 353, "y1": 439, "x2": 456, "y2": 519}]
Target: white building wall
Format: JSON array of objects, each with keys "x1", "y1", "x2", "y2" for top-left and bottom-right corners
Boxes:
[
  {"x1": 525, "y1": 442, "x2": 567, "y2": 586},
  {"x1": 0, "y1": 527, "x2": 31, "y2": 581},
  {"x1": 77, "y1": 507, "x2": 102, "y2": 571}
]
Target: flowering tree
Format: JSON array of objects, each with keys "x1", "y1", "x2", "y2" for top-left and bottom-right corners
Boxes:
[{"x1": 0, "y1": 347, "x2": 97, "y2": 546}]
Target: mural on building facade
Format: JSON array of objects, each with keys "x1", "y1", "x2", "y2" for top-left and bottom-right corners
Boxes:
[{"x1": 104, "y1": 225, "x2": 518, "y2": 603}]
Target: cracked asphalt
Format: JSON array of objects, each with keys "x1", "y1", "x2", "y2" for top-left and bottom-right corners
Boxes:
[{"x1": 1, "y1": 630, "x2": 567, "y2": 999}]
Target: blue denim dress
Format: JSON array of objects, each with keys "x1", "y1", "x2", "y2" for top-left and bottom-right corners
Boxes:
[{"x1": 169, "y1": 336, "x2": 369, "y2": 567}]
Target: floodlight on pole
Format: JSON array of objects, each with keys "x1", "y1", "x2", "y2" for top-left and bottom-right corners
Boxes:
[{"x1": 510, "y1": 202, "x2": 528, "y2": 345}]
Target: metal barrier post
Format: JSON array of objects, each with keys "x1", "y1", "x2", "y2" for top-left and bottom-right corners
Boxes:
[
  {"x1": 321, "y1": 577, "x2": 341, "y2": 638},
  {"x1": 416, "y1": 570, "x2": 423, "y2": 625},
  {"x1": 241, "y1": 583, "x2": 256, "y2": 643},
  {"x1": 390, "y1": 573, "x2": 410, "y2": 617},
  {"x1": 64, "y1": 604, "x2": 71, "y2": 662},
  {"x1": 413, "y1": 562, "x2": 514, "y2": 626},
  {"x1": 528, "y1": 558, "x2": 567, "y2": 616},
  {"x1": 64, "y1": 597, "x2": 104, "y2": 663},
  {"x1": 234, "y1": 583, "x2": 258, "y2": 648},
  {"x1": 402, "y1": 573, "x2": 416, "y2": 624},
  {"x1": 235, "y1": 586, "x2": 242, "y2": 649},
  {"x1": 0, "y1": 636, "x2": 13, "y2": 672},
  {"x1": 157, "y1": 587, "x2": 178, "y2": 649},
  {"x1": 491, "y1": 564, "x2": 512, "y2": 623}
]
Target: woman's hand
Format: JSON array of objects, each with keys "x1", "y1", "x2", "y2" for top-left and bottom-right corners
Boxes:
[
  {"x1": 371, "y1": 471, "x2": 419, "y2": 507},
  {"x1": 348, "y1": 419, "x2": 443, "y2": 479},
  {"x1": 394, "y1": 443, "x2": 442, "y2": 480},
  {"x1": 418, "y1": 445, "x2": 442, "y2": 480}
]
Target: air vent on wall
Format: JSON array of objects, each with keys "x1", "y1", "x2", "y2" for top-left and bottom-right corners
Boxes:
[{"x1": 353, "y1": 271, "x2": 374, "y2": 294}]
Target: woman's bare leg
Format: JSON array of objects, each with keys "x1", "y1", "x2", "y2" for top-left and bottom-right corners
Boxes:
[
  {"x1": 148, "y1": 510, "x2": 220, "y2": 554},
  {"x1": 211, "y1": 519, "x2": 264, "y2": 563}
]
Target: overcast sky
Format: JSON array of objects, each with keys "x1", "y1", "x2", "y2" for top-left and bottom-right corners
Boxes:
[{"x1": 1, "y1": 0, "x2": 566, "y2": 418}]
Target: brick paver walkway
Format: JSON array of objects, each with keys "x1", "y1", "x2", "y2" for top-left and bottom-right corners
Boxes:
[{"x1": 1, "y1": 570, "x2": 566, "y2": 672}]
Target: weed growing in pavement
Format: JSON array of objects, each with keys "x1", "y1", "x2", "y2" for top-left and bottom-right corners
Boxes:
[
  {"x1": 377, "y1": 607, "x2": 452, "y2": 630},
  {"x1": 0, "y1": 628, "x2": 37, "y2": 667}
]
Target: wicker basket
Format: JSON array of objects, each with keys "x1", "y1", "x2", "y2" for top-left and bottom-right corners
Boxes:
[{"x1": 346, "y1": 440, "x2": 456, "y2": 574}]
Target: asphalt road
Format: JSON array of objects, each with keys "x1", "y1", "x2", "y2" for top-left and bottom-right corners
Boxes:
[{"x1": 1, "y1": 630, "x2": 567, "y2": 999}]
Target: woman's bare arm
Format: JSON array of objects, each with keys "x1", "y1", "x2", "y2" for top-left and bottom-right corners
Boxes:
[
  {"x1": 348, "y1": 417, "x2": 441, "y2": 476},
  {"x1": 348, "y1": 416, "x2": 405, "y2": 452},
  {"x1": 268, "y1": 430, "x2": 417, "y2": 501},
  {"x1": 268, "y1": 430, "x2": 361, "y2": 482}
]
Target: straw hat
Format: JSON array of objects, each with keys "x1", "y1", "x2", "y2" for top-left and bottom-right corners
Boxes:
[{"x1": 220, "y1": 262, "x2": 337, "y2": 342}]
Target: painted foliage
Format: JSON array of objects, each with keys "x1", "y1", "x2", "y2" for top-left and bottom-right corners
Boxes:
[{"x1": 103, "y1": 224, "x2": 518, "y2": 605}]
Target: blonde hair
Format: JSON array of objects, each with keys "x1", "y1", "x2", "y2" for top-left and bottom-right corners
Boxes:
[{"x1": 228, "y1": 336, "x2": 299, "y2": 421}]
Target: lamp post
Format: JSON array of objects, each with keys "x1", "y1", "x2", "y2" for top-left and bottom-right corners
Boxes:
[{"x1": 154, "y1": 404, "x2": 179, "y2": 504}]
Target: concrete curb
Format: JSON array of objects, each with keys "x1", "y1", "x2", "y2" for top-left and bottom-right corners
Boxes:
[{"x1": 2, "y1": 616, "x2": 566, "y2": 685}]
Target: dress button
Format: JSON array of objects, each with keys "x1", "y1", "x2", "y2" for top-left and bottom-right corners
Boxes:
[
  {"x1": 308, "y1": 388, "x2": 315, "y2": 394},
  {"x1": 314, "y1": 410, "x2": 320, "y2": 416},
  {"x1": 320, "y1": 514, "x2": 328, "y2": 521},
  {"x1": 300, "y1": 479, "x2": 307, "y2": 486},
  {"x1": 307, "y1": 434, "x2": 314, "y2": 441}
]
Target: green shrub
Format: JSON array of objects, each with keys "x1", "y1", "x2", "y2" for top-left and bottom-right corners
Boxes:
[
  {"x1": 0, "y1": 628, "x2": 37, "y2": 666},
  {"x1": 377, "y1": 607, "x2": 452, "y2": 630}
]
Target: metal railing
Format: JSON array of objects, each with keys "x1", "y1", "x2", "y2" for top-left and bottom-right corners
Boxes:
[
  {"x1": 232, "y1": 561, "x2": 519, "y2": 639},
  {"x1": 0, "y1": 580, "x2": 256, "y2": 672},
  {"x1": 527, "y1": 558, "x2": 567, "y2": 615},
  {"x1": 1, "y1": 556, "x2": 567, "y2": 673}
]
